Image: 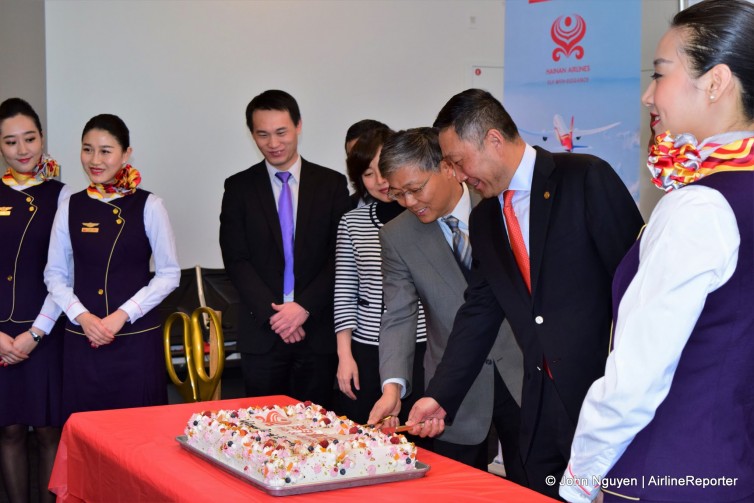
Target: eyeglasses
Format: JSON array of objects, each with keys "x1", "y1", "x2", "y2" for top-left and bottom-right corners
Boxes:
[{"x1": 387, "y1": 175, "x2": 431, "y2": 201}]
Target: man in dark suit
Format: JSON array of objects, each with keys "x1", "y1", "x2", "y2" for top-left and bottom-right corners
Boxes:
[
  {"x1": 407, "y1": 89, "x2": 644, "y2": 499},
  {"x1": 219, "y1": 90, "x2": 350, "y2": 408},
  {"x1": 366, "y1": 128, "x2": 525, "y2": 479}
]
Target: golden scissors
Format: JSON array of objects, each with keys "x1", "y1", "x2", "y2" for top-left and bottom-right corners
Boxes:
[{"x1": 163, "y1": 307, "x2": 225, "y2": 402}]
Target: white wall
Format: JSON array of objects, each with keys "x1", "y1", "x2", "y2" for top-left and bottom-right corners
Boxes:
[
  {"x1": 0, "y1": 0, "x2": 46, "y2": 130},
  {"x1": 639, "y1": 0, "x2": 678, "y2": 220},
  {"x1": 44, "y1": 0, "x2": 680, "y2": 267},
  {"x1": 45, "y1": 0, "x2": 504, "y2": 268}
]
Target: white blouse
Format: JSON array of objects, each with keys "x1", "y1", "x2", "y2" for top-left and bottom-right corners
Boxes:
[{"x1": 560, "y1": 184, "x2": 739, "y2": 502}]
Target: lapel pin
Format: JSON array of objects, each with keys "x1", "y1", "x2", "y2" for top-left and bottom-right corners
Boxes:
[{"x1": 543, "y1": 191, "x2": 551, "y2": 200}]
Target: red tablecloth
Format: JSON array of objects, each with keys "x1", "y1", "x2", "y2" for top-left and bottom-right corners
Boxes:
[{"x1": 49, "y1": 395, "x2": 555, "y2": 502}]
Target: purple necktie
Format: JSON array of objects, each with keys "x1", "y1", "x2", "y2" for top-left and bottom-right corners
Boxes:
[{"x1": 275, "y1": 171, "x2": 294, "y2": 296}]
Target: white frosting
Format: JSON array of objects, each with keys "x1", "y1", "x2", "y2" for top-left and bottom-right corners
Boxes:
[{"x1": 185, "y1": 401, "x2": 417, "y2": 486}]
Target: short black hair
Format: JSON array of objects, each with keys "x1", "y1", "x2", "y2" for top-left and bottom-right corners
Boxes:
[
  {"x1": 245, "y1": 90, "x2": 301, "y2": 133},
  {"x1": 345, "y1": 119, "x2": 390, "y2": 151},
  {"x1": 433, "y1": 89, "x2": 519, "y2": 145},
  {"x1": 346, "y1": 127, "x2": 394, "y2": 200}
]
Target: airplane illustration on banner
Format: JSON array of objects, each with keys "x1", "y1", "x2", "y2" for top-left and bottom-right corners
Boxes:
[{"x1": 519, "y1": 114, "x2": 620, "y2": 152}]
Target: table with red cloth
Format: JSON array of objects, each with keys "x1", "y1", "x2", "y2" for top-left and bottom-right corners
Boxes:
[{"x1": 49, "y1": 395, "x2": 555, "y2": 502}]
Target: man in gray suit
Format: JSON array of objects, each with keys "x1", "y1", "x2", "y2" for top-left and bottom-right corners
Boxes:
[{"x1": 367, "y1": 128, "x2": 525, "y2": 481}]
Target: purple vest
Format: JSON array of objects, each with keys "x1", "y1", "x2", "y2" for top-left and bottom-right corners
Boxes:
[
  {"x1": 606, "y1": 172, "x2": 754, "y2": 501},
  {"x1": 0, "y1": 180, "x2": 64, "y2": 322},
  {"x1": 67, "y1": 189, "x2": 158, "y2": 334}
]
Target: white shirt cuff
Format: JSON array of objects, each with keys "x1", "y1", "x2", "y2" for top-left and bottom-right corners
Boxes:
[
  {"x1": 560, "y1": 464, "x2": 600, "y2": 502},
  {"x1": 32, "y1": 314, "x2": 57, "y2": 335},
  {"x1": 382, "y1": 378, "x2": 407, "y2": 398},
  {"x1": 65, "y1": 303, "x2": 88, "y2": 325}
]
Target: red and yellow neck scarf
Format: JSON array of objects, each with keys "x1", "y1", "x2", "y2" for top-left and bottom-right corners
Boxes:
[
  {"x1": 2, "y1": 154, "x2": 60, "y2": 188},
  {"x1": 648, "y1": 131, "x2": 754, "y2": 191},
  {"x1": 86, "y1": 164, "x2": 141, "y2": 199}
]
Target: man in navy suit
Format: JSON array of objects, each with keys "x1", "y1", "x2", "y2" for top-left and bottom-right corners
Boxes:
[
  {"x1": 220, "y1": 90, "x2": 350, "y2": 407},
  {"x1": 407, "y1": 89, "x2": 644, "y2": 499}
]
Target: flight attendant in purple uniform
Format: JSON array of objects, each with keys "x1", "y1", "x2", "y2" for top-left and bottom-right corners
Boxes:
[
  {"x1": 45, "y1": 114, "x2": 180, "y2": 419},
  {"x1": 561, "y1": 1, "x2": 754, "y2": 502},
  {"x1": 0, "y1": 98, "x2": 71, "y2": 503}
]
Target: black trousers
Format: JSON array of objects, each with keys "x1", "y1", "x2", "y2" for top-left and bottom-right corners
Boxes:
[
  {"x1": 524, "y1": 375, "x2": 575, "y2": 501},
  {"x1": 332, "y1": 340, "x2": 427, "y2": 426},
  {"x1": 240, "y1": 337, "x2": 338, "y2": 410},
  {"x1": 435, "y1": 368, "x2": 525, "y2": 486}
]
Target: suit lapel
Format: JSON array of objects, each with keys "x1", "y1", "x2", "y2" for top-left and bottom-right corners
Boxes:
[
  {"x1": 469, "y1": 187, "x2": 483, "y2": 208},
  {"x1": 409, "y1": 183, "x2": 483, "y2": 293},
  {"x1": 410, "y1": 217, "x2": 467, "y2": 294},
  {"x1": 488, "y1": 197, "x2": 531, "y2": 303},
  {"x1": 252, "y1": 162, "x2": 284, "y2": 257},
  {"x1": 528, "y1": 147, "x2": 557, "y2": 297}
]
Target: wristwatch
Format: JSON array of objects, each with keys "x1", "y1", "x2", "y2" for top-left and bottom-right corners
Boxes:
[{"x1": 29, "y1": 328, "x2": 43, "y2": 343}]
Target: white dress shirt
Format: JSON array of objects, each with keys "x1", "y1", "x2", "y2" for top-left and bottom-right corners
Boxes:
[
  {"x1": 560, "y1": 184, "x2": 739, "y2": 502},
  {"x1": 437, "y1": 182, "x2": 473, "y2": 247},
  {"x1": 498, "y1": 143, "x2": 536, "y2": 254},
  {"x1": 265, "y1": 155, "x2": 301, "y2": 302},
  {"x1": 44, "y1": 191, "x2": 181, "y2": 326}
]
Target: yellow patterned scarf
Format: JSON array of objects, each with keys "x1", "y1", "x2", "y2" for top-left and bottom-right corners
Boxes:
[
  {"x1": 86, "y1": 164, "x2": 141, "y2": 199},
  {"x1": 648, "y1": 131, "x2": 754, "y2": 191},
  {"x1": 1, "y1": 154, "x2": 60, "y2": 187}
]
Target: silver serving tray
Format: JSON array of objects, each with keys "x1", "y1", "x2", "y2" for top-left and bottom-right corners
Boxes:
[{"x1": 176, "y1": 435, "x2": 430, "y2": 496}]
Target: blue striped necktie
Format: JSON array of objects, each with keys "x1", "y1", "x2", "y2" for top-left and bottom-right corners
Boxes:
[{"x1": 444, "y1": 215, "x2": 472, "y2": 271}]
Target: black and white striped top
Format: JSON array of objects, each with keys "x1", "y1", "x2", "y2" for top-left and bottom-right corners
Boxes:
[{"x1": 334, "y1": 202, "x2": 427, "y2": 346}]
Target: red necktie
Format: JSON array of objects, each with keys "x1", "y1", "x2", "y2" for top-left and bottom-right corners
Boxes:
[
  {"x1": 504, "y1": 190, "x2": 553, "y2": 379},
  {"x1": 503, "y1": 190, "x2": 531, "y2": 293}
]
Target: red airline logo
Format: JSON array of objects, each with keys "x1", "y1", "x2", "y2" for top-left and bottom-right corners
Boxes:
[
  {"x1": 551, "y1": 14, "x2": 586, "y2": 61},
  {"x1": 255, "y1": 410, "x2": 291, "y2": 425}
]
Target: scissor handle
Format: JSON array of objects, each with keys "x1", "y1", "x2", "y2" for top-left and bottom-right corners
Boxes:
[
  {"x1": 163, "y1": 311, "x2": 200, "y2": 402},
  {"x1": 190, "y1": 307, "x2": 225, "y2": 401}
]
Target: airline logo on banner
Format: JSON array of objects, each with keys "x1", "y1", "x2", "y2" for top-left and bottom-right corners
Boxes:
[
  {"x1": 504, "y1": 0, "x2": 642, "y2": 199},
  {"x1": 551, "y1": 15, "x2": 586, "y2": 61}
]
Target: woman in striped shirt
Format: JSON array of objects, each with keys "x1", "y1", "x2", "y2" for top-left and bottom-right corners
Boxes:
[{"x1": 333, "y1": 127, "x2": 427, "y2": 424}]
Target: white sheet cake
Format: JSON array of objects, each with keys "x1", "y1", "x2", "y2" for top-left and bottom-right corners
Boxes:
[{"x1": 185, "y1": 401, "x2": 418, "y2": 486}]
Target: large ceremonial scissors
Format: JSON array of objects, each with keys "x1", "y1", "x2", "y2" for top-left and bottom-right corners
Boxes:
[{"x1": 163, "y1": 307, "x2": 225, "y2": 402}]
